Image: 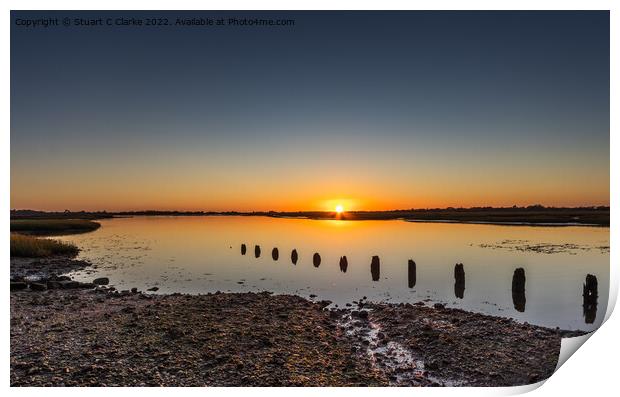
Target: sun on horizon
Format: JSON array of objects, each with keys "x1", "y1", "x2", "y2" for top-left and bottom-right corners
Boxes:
[{"x1": 335, "y1": 205, "x2": 344, "y2": 214}]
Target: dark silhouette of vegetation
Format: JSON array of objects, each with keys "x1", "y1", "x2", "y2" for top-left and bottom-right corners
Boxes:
[
  {"x1": 11, "y1": 234, "x2": 79, "y2": 257},
  {"x1": 11, "y1": 219, "x2": 100, "y2": 235},
  {"x1": 263, "y1": 206, "x2": 609, "y2": 226},
  {"x1": 10, "y1": 209, "x2": 113, "y2": 220},
  {"x1": 12, "y1": 205, "x2": 609, "y2": 226}
]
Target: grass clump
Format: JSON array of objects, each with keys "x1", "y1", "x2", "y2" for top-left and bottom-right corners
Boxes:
[
  {"x1": 10, "y1": 234, "x2": 79, "y2": 257},
  {"x1": 10, "y1": 219, "x2": 100, "y2": 235}
]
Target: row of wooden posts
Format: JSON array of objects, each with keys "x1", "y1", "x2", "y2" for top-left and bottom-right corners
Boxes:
[{"x1": 240, "y1": 243, "x2": 599, "y2": 323}]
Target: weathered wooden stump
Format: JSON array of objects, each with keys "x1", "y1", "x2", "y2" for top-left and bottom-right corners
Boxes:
[
  {"x1": 371, "y1": 256, "x2": 380, "y2": 281},
  {"x1": 272, "y1": 247, "x2": 279, "y2": 261},
  {"x1": 291, "y1": 249, "x2": 298, "y2": 265},
  {"x1": 583, "y1": 274, "x2": 598, "y2": 324},
  {"x1": 241, "y1": 244, "x2": 246, "y2": 255},
  {"x1": 313, "y1": 253, "x2": 321, "y2": 268},
  {"x1": 339, "y1": 256, "x2": 348, "y2": 273},
  {"x1": 254, "y1": 245, "x2": 261, "y2": 258},
  {"x1": 512, "y1": 268, "x2": 526, "y2": 312},
  {"x1": 408, "y1": 259, "x2": 416, "y2": 288},
  {"x1": 454, "y1": 263, "x2": 465, "y2": 299}
]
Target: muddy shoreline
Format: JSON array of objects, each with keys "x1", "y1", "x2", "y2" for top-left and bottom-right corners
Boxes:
[{"x1": 10, "y1": 257, "x2": 585, "y2": 387}]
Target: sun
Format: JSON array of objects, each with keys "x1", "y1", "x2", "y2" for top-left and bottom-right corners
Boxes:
[{"x1": 335, "y1": 205, "x2": 344, "y2": 214}]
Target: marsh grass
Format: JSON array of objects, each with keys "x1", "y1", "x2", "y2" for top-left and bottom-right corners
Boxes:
[
  {"x1": 10, "y1": 233, "x2": 79, "y2": 257},
  {"x1": 10, "y1": 219, "x2": 100, "y2": 235}
]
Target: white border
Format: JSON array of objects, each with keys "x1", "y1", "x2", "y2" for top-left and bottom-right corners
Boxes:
[{"x1": 3, "y1": 2, "x2": 616, "y2": 396}]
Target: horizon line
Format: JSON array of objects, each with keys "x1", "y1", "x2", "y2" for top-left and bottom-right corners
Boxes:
[{"x1": 10, "y1": 205, "x2": 611, "y2": 214}]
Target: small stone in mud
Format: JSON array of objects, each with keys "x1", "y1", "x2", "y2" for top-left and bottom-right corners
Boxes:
[
  {"x1": 93, "y1": 277, "x2": 109, "y2": 286},
  {"x1": 29, "y1": 282, "x2": 47, "y2": 291},
  {"x1": 47, "y1": 281, "x2": 62, "y2": 290},
  {"x1": 433, "y1": 303, "x2": 446, "y2": 310},
  {"x1": 10, "y1": 282, "x2": 27, "y2": 291},
  {"x1": 147, "y1": 287, "x2": 159, "y2": 292},
  {"x1": 131, "y1": 288, "x2": 138, "y2": 294},
  {"x1": 317, "y1": 300, "x2": 332, "y2": 309},
  {"x1": 59, "y1": 280, "x2": 80, "y2": 289}
]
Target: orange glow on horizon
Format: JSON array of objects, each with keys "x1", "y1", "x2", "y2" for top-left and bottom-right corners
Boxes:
[{"x1": 10, "y1": 169, "x2": 610, "y2": 212}]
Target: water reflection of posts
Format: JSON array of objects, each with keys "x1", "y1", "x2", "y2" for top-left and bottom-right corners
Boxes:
[
  {"x1": 371, "y1": 256, "x2": 380, "y2": 281},
  {"x1": 255, "y1": 245, "x2": 261, "y2": 258},
  {"x1": 454, "y1": 263, "x2": 465, "y2": 299},
  {"x1": 241, "y1": 244, "x2": 246, "y2": 255},
  {"x1": 339, "y1": 256, "x2": 348, "y2": 273},
  {"x1": 272, "y1": 247, "x2": 279, "y2": 261},
  {"x1": 512, "y1": 268, "x2": 526, "y2": 312},
  {"x1": 313, "y1": 253, "x2": 321, "y2": 268},
  {"x1": 291, "y1": 249, "x2": 298, "y2": 265},
  {"x1": 583, "y1": 274, "x2": 598, "y2": 324},
  {"x1": 408, "y1": 260, "x2": 416, "y2": 288}
]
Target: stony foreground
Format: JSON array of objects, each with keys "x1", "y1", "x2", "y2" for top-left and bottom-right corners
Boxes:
[{"x1": 10, "y1": 287, "x2": 576, "y2": 387}]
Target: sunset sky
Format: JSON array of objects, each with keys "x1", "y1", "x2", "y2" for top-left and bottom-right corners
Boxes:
[{"x1": 11, "y1": 11, "x2": 609, "y2": 212}]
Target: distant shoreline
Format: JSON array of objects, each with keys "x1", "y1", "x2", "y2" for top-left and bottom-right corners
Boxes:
[
  {"x1": 11, "y1": 207, "x2": 610, "y2": 226},
  {"x1": 401, "y1": 219, "x2": 603, "y2": 227}
]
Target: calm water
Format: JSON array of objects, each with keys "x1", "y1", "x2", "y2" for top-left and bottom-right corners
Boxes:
[{"x1": 59, "y1": 216, "x2": 609, "y2": 331}]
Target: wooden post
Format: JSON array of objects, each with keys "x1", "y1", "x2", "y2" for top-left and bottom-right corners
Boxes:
[
  {"x1": 339, "y1": 256, "x2": 348, "y2": 273},
  {"x1": 512, "y1": 268, "x2": 526, "y2": 312},
  {"x1": 254, "y1": 245, "x2": 261, "y2": 258},
  {"x1": 371, "y1": 255, "x2": 380, "y2": 281},
  {"x1": 454, "y1": 263, "x2": 465, "y2": 299},
  {"x1": 408, "y1": 259, "x2": 416, "y2": 288},
  {"x1": 291, "y1": 249, "x2": 298, "y2": 265},
  {"x1": 241, "y1": 244, "x2": 246, "y2": 255},
  {"x1": 272, "y1": 247, "x2": 279, "y2": 261},
  {"x1": 583, "y1": 274, "x2": 598, "y2": 324},
  {"x1": 313, "y1": 253, "x2": 321, "y2": 268}
]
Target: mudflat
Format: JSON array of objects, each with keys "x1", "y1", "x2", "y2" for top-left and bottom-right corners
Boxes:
[{"x1": 10, "y1": 285, "x2": 577, "y2": 387}]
